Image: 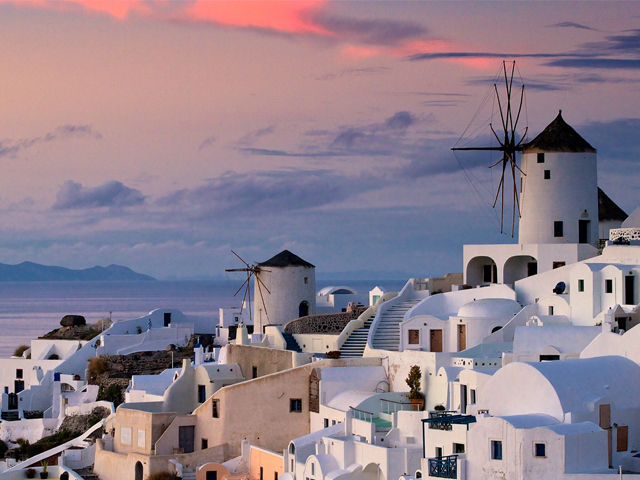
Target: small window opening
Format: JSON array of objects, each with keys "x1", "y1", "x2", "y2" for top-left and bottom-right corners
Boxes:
[
  {"x1": 578, "y1": 279, "x2": 584, "y2": 292},
  {"x1": 606, "y1": 279, "x2": 613, "y2": 294},
  {"x1": 544, "y1": 169, "x2": 551, "y2": 179},
  {"x1": 535, "y1": 443, "x2": 546, "y2": 457},
  {"x1": 537, "y1": 153, "x2": 545, "y2": 163}
]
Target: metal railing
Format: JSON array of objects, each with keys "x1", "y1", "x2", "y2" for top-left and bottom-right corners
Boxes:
[
  {"x1": 428, "y1": 411, "x2": 457, "y2": 431},
  {"x1": 428, "y1": 455, "x2": 457, "y2": 479},
  {"x1": 380, "y1": 398, "x2": 413, "y2": 414},
  {"x1": 350, "y1": 406, "x2": 373, "y2": 423}
]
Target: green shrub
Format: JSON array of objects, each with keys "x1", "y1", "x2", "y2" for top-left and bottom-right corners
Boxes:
[
  {"x1": 13, "y1": 345, "x2": 29, "y2": 357},
  {"x1": 88, "y1": 357, "x2": 109, "y2": 379}
]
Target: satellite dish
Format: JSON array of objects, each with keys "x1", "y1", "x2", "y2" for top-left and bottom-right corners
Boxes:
[{"x1": 553, "y1": 282, "x2": 566, "y2": 295}]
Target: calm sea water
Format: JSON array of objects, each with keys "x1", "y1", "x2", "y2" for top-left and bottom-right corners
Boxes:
[{"x1": 0, "y1": 279, "x2": 407, "y2": 358}]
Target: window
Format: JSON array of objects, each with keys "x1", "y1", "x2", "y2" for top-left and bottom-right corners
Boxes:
[
  {"x1": 540, "y1": 354, "x2": 560, "y2": 361},
  {"x1": 537, "y1": 153, "x2": 545, "y2": 163},
  {"x1": 491, "y1": 440, "x2": 502, "y2": 460},
  {"x1": 290, "y1": 398, "x2": 302, "y2": 412},
  {"x1": 332, "y1": 420, "x2": 336, "y2": 425},
  {"x1": 544, "y1": 169, "x2": 551, "y2": 179},
  {"x1": 470, "y1": 389, "x2": 476, "y2": 404},
  {"x1": 202, "y1": 438, "x2": 208, "y2": 450},
  {"x1": 120, "y1": 427, "x2": 132, "y2": 445},
  {"x1": 15, "y1": 369, "x2": 22, "y2": 379},
  {"x1": 578, "y1": 279, "x2": 584, "y2": 292},
  {"x1": 304, "y1": 277, "x2": 309, "y2": 284},
  {"x1": 453, "y1": 443, "x2": 465, "y2": 454},
  {"x1": 554, "y1": 221, "x2": 563, "y2": 237},
  {"x1": 324, "y1": 418, "x2": 329, "y2": 428},
  {"x1": 548, "y1": 306, "x2": 554, "y2": 316},
  {"x1": 212, "y1": 399, "x2": 220, "y2": 418},
  {"x1": 198, "y1": 385, "x2": 206, "y2": 403},
  {"x1": 534, "y1": 443, "x2": 546, "y2": 458},
  {"x1": 206, "y1": 472, "x2": 218, "y2": 480},
  {"x1": 137, "y1": 429, "x2": 146, "y2": 448},
  {"x1": 311, "y1": 463, "x2": 315, "y2": 475},
  {"x1": 606, "y1": 279, "x2": 613, "y2": 294},
  {"x1": 553, "y1": 261, "x2": 566, "y2": 269},
  {"x1": 408, "y1": 330, "x2": 420, "y2": 345},
  {"x1": 252, "y1": 366, "x2": 258, "y2": 379},
  {"x1": 289, "y1": 444, "x2": 295, "y2": 455}
]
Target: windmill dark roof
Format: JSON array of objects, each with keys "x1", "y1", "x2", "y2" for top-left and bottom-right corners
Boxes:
[
  {"x1": 523, "y1": 111, "x2": 596, "y2": 154},
  {"x1": 598, "y1": 188, "x2": 628, "y2": 222},
  {"x1": 258, "y1": 250, "x2": 315, "y2": 268}
]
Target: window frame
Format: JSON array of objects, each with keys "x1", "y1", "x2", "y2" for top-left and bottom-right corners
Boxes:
[
  {"x1": 605, "y1": 279, "x2": 613, "y2": 294},
  {"x1": 490, "y1": 440, "x2": 503, "y2": 461},
  {"x1": 290, "y1": 398, "x2": 302, "y2": 413}
]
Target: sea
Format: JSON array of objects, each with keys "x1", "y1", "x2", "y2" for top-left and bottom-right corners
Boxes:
[{"x1": 0, "y1": 279, "x2": 408, "y2": 358}]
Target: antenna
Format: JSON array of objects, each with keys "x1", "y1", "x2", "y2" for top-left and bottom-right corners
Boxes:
[
  {"x1": 225, "y1": 250, "x2": 271, "y2": 325},
  {"x1": 452, "y1": 61, "x2": 528, "y2": 237}
]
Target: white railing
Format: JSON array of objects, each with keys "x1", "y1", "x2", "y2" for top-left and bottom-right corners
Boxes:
[{"x1": 610, "y1": 227, "x2": 640, "y2": 241}]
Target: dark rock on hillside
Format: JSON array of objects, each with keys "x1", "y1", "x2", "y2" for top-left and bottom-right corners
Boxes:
[{"x1": 61, "y1": 315, "x2": 87, "y2": 327}]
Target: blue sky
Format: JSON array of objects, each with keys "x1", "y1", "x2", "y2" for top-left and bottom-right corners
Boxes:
[{"x1": 0, "y1": 1, "x2": 638, "y2": 279}]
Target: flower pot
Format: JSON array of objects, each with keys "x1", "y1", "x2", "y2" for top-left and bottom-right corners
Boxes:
[
  {"x1": 40, "y1": 472, "x2": 48, "y2": 479},
  {"x1": 411, "y1": 398, "x2": 425, "y2": 411}
]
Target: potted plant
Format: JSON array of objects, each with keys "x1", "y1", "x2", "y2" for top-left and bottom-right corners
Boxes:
[
  {"x1": 26, "y1": 468, "x2": 36, "y2": 479},
  {"x1": 406, "y1": 365, "x2": 425, "y2": 411},
  {"x1": 40, "y1": 460, "x2": 48, "y2": 479}
]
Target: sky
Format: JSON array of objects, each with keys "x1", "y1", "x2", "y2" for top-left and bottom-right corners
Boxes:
[{"x1": 0, "y1": 0, "x2": 639, "y2": 280}]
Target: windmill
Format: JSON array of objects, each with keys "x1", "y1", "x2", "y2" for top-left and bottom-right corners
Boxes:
[
  {"x1": 225, "y1": 250, "x2": 271, "y2": 325},
  {"x1": 452, "y1": 61, "x2": 528, "y2": 237}
]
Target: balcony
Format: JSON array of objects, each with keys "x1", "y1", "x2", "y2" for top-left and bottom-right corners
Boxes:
[{"x1": 428, "y1": 455, "x2": 457, "y2": 479}]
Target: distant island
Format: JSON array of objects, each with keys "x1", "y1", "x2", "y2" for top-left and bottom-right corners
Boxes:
[{"x1": 0, "y1": 262, "x2": 156, "y2": 282}]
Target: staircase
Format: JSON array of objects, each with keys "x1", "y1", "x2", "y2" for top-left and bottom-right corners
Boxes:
[
  {"x1": 282, "y1": 332, "x2": 302, "y2": 353},
  {"x1": 371, "y1": 299, "x2": 422, "y2": 351},
  {"x1": 339, "y1": 312, "x2": 375, "y2": 358}
]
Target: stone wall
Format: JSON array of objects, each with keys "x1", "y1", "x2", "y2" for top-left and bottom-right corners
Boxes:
[{"x1": 284, "y1": 307, "x2": 366, "y2": 334}]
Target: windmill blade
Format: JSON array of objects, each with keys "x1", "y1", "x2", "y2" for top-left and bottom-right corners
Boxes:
[
  {"x1": 513, "y1": 85, "x2": 525, "y2": 133},
  {"x1": 489, "y1": 123, "x2": 505, "y2": 147},
  {"x1": 492, "y1": 159, "x2": 507, "y2": 208},
  {"x1": 515, "y1": 126, "x2": 529, "y2": 148},
  {"x1": 231, "y1": 250, "x2": 251, "y2": 268},
  {"x1": 226, "y1": 268, "x2": 251, "y2": 273},
  {"x1": 233, "y1": 276, "x2": 250, "y2": 297},
  {"x1": 255, "y1": 276, "x2": 271, "y2": 325},
  {"x1": 239, "y1": 275, "x2": 250, "y2": 314},
  {"x1": 255, "y1": 274, "x2": 272, "y2": 295},
  {"x1": 494, "y1": 84, "x2": 507, "y2": 134}
]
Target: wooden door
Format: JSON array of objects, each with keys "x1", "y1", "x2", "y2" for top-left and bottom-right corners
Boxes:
[
  {"x1": 599, "y1": 404, "x2": 610, "y2": 428},
  {"x1": 430, "y1": 330, "x2": 442, "y2": 352},
  {"x1": 458, "y1": 325, "x2": 466, "y2": 352},
  {"x1": 617, "y1": 426, "x2": 628, "y2": 452},
  {"x1": 179, "y1": 425, "x2": 195, "y2": 454}
]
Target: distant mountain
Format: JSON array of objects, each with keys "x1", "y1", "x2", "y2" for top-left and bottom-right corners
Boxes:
[{"x1": 0, "y1": 262, "x2": 156, "y2": 282}]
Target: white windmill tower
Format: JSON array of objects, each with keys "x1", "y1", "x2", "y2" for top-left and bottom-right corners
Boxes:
[{"x1": 519, "y1": 111, "x2": 599, "y2": 246}]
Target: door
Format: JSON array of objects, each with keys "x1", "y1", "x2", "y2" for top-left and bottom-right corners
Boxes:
[
  {"x1": 206, "y1": 472, "x2": 218, "y2": 480},
  {"x1": 461, "y1": 385, "x2": 468, "y2": 414},
  {"x1": 14, "y1": 380, "x2": 24, "y2": 393},
  {"x1": 579, "y1": 220, "x2": 590, "y2": 244},
  {"x1": 458, "y1": 325, "x2": 466, "y2": 352},
  {"x1": 625, "y1": 276, "x2": 635, "y2": 305},
  {"x1": 178, "y1": 425, "x2": 195, "y2": 454},
  {"x1": 430, "y1": 330, "x2": 442, "y2": 352},
  {"x1": 135, "y1": 462, "x2": 143, "y2": 480},
  {"x1": 164, "y1": 312, "x2": 171, "y2": 327},
  {"x1": 7, "y1": 393, "x2": 17, "y2": 410},
  {"x1": 600, "y1": 404, "x2": 612, "y2": 468},
  {"x1": 527, "y1": 262, "x2": 537, "y2": 276}
]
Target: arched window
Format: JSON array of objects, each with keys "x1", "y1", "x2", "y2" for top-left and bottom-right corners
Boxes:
[
  {"x1": 491, "y1": 326, "x2": 503, "y2": 333},
  {"x1": 289, "y1": 443, "x2": 295, "y2": 455},
  {"x1": 299, "y1": 301, "x2": 309, "y2": 318}
]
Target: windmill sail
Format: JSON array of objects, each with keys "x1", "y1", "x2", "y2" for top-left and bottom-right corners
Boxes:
[
  {"x1": 452, "y1": 61, "x2": 528, "y2": 237},
  {"x1": 225, "y1": 250, "x2": 271, "y2": 325}
]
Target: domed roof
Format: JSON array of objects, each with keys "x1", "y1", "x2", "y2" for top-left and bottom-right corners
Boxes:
[
  {"x1": 457, "y1": 298, "x2": 521, "y2": 318},
  {"x1": 317, "y1": 286, "x2": 357, "y2": 296},
  {"x1": 523, "y1": 111, "x2": 596, "y2": 154}
]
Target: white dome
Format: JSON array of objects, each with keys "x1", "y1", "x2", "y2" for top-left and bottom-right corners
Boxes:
[
  {"x1": 317, "y1": 285, "x2": 357, "y2": 296},
  {"x1": 457, "y1": 298, "x2": 521, "y2": 318}
]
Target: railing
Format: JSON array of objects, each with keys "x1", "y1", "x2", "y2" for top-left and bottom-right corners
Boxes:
[
  {"x1": 381, "y1": 398, "x2": 413, "y2": 414},
  {"x1": 428, "y1": 411, "x2": 457, "y2": 431},
  {"x1": 350, "y1": 406, "x2": 373, "y2": 423},
  {"x1": 428, "y1": 455, "x2": 457, "y2": 479}
]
